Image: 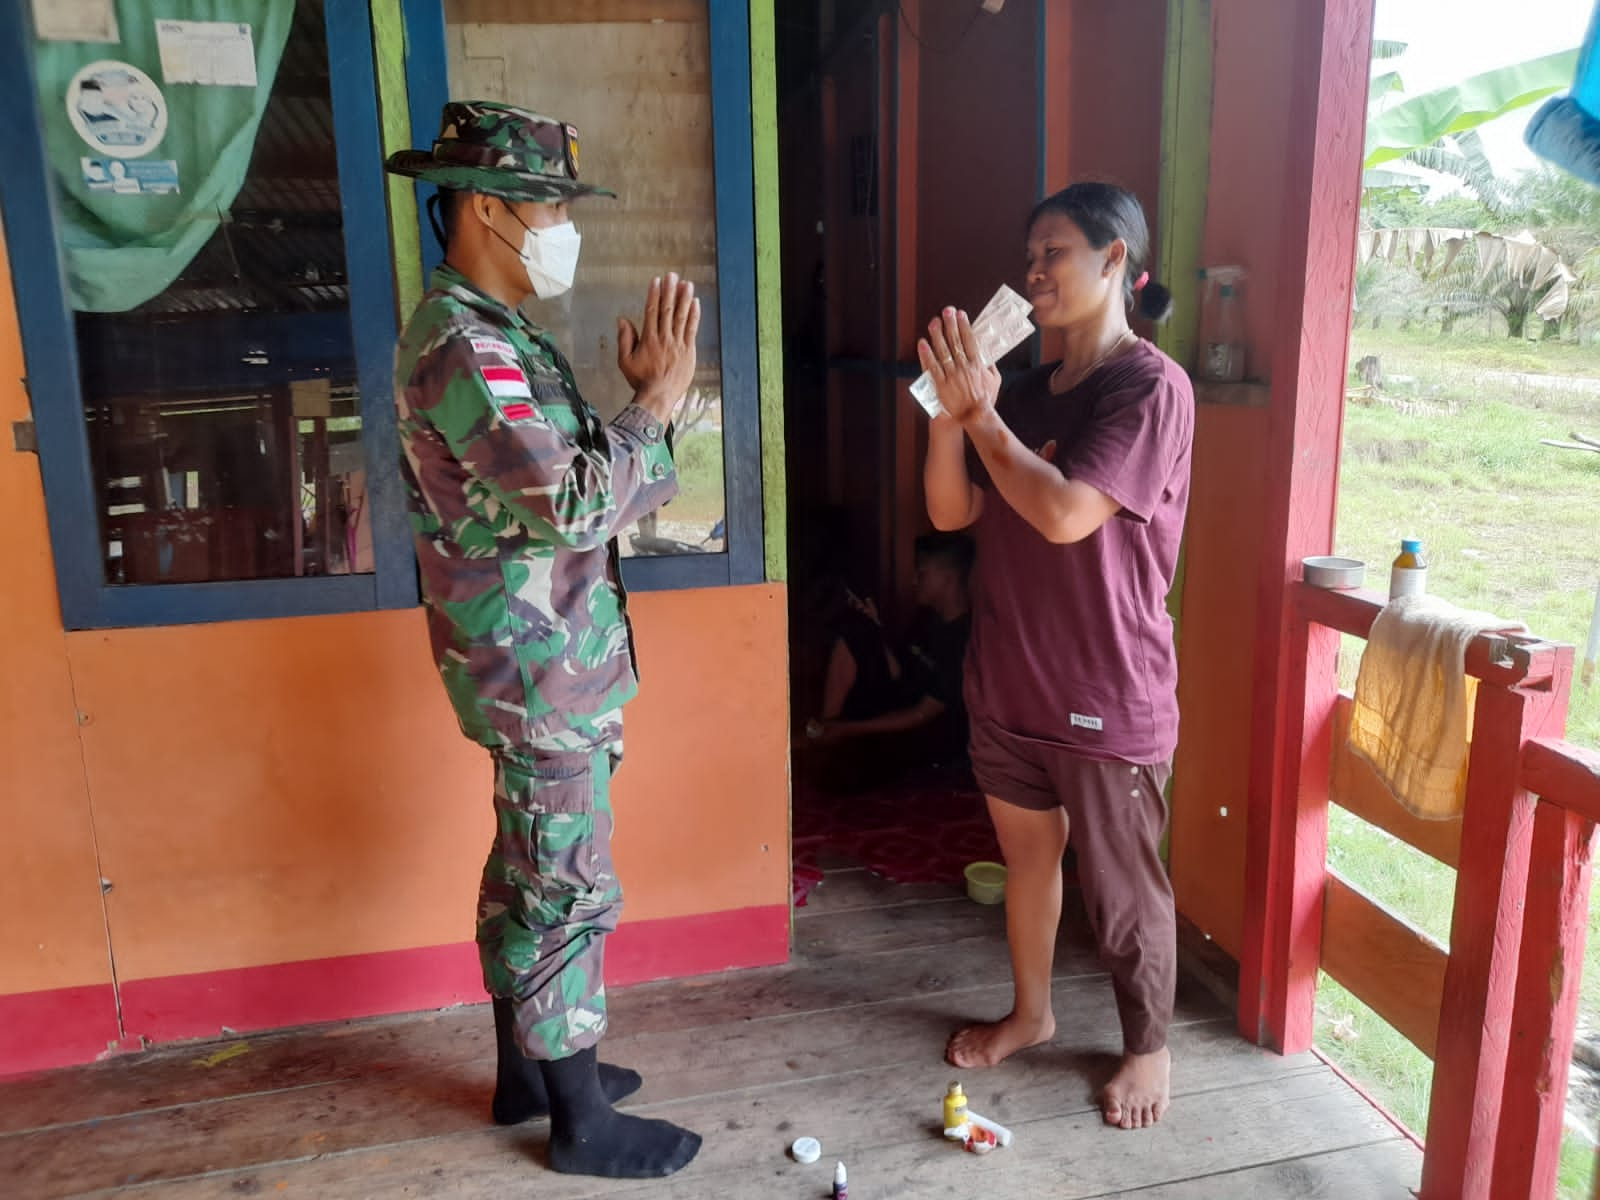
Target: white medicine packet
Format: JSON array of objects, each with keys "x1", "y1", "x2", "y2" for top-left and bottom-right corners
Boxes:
[{"x1": 910, "y1": 285, "x2": 1035, "y2": 418}]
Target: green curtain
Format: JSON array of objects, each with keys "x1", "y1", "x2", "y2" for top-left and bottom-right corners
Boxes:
[{"x1": 35, "y1": 0, "x2": 294, "y2": 312}]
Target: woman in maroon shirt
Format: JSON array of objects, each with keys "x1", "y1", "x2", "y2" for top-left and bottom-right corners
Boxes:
[{"x1": 918, "y1": 182, "x2": 1194, "y2": 1131}]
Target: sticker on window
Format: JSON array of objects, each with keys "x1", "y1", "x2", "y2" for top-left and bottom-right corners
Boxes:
[
  {"x1": 66, "y1": 61, "x2": 168, "y2": 159},
  {"x1": 82, "y1": 157, "x2": 179, "y2": 196}
]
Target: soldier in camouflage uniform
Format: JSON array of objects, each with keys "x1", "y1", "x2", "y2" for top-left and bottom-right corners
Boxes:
[{"x1": 386, "y1": 102, "x2": 701, "y2": 1180}]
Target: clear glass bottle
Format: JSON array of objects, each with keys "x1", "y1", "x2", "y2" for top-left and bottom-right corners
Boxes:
[
  {"x1": 1198, "y1": 267, "x2": 1247, "y2": 382},
  {"x1": 1389, "y1": 538, "x2": 1428, "y2": 600}
]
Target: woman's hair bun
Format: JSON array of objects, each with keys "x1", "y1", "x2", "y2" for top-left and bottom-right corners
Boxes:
[{"x1": 1138, "y1": 280, "x2": 1174, "y2": 324}]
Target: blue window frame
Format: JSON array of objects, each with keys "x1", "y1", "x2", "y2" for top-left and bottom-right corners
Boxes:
[
  {"x1": 0, "y1": 2, "x2": 418, "y2": 629},
  {"x1": 399, "y1": 0, "x2": 766, "y2": 594},
  {"x1": 2, "y1": 0, "x2": 765, "y2": 631}
]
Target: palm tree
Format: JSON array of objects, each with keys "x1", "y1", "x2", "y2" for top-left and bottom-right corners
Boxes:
[{"x1": 1358, "y1": 225, "x2": 1577, "y2": 339}]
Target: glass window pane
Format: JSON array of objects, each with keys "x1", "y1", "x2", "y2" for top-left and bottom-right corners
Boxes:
[
  {"x1": 46, "y1": 1, "x2": 373, "y2": 585},
  {"x1": 444, "y1": 2, "x2": 727, "y2": 557}
]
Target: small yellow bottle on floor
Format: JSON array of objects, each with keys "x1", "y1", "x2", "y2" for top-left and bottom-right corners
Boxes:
[
  {"x1": 1389, "y1": 538, "x2": 1427, "y2": 600},
  {"x1": 943, "y1": 1081, "x2": 969, "y2": 1137}
]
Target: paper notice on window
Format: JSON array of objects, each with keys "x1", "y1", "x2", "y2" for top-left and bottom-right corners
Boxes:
[
  {"x1": 155, "y1": 21, "x2": 257, "y2": 87},
  {"x1": 33, "y1": 0, "x2": 119, "y2": 43}
]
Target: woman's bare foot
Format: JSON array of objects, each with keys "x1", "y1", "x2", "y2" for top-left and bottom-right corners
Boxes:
[
  {"x1": 945, "y1": 1010, "x2": 1056, "y2": 1069},
  {"x1": 1100, "y1": 1046, "x2": 1171, "y2": 1130}
]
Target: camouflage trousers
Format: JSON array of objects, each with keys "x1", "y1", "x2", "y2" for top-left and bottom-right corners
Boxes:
[{"x1": 478, "y1": 710, "x2": 624, "y2": 1061}]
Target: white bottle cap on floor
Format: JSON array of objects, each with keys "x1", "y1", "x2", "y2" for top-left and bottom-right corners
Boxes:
[{"x1": 791, "y1": 1136, "x2": 822, "y2": 1164}]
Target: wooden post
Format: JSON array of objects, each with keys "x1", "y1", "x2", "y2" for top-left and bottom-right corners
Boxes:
[
  {"x1": 311, "y1": 417, "x2": 330, "y2": 574},
  {"x1": 1491, "y1": 796, "x2": 1594, "y2": 1200},
  {"x1": 1236, "y1": 594, "x2": 1340, "y2": 1052},
  {"x1": 1039, "y1": 0, "x2": 1071, "y2": 193},
  {"x1": 750, "y1": 0, "x2": 787, "y2": 584},
  {"x1": 1422, "y1": 651, "x2": 1574, "y2": 1200},
  {"x1": 1236, "y1": 0, "x2": 1371, "y2": 1052},
  {"x1": 1038, "y1": 0, "x2": 1071, "y2": 368},
  {"x1": 889, "y1": 0, "x2": 920, "y2": 621},
  {"x1": 1154, "y1": 0, "x2": 1211, "y2": 374},
  {"x1": 820, "y1": 76, "x2": 844, "y2": 509},
  {"x1": 276, "y1": 388, "x2": 304, "y2": 579}
]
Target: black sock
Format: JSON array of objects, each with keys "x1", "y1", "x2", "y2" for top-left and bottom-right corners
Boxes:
[
  {"x1": 491, "y1": 1000, "x2": 643, "y2": 1125},
  {"x1": 539, "y1": 1046, "x2": 701, "y2": 1179}
]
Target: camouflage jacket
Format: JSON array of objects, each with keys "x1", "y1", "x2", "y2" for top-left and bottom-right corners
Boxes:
[{"x1": 395, "y1": 265, "x2": 678, "y2": 747}]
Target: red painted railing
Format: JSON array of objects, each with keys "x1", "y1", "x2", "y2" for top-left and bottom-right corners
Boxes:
[{"x1": 1239, "y1": 583, "x2": 1598, "y2": 1200}]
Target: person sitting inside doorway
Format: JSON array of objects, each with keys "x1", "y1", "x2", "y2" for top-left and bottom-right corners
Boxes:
[{"x1": 802, "y1": 531, "x2": 974, "y2": 783}]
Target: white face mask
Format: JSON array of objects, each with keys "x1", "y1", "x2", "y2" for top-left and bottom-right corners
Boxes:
[{"x1": 517, "y1": 219, "x2": 581, "y2": 299}]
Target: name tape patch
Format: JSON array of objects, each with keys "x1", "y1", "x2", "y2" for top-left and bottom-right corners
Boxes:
[{"x1": 472, "y1": 337, "x2": 518, "y2": 361}]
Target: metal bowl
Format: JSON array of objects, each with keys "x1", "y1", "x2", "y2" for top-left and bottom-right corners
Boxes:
[{"x1": 1302, "y1": 556, "x2": 1366, "y2": 590}]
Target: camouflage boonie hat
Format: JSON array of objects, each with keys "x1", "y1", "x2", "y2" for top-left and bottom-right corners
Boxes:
[{"x1": 385, "y1": 100, "x2": 616, "y2": 202}]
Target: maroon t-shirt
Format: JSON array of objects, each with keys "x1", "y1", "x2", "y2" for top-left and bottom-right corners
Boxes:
[{"x1": 964, "y1": 340, "x2": 1194, "y2": 763}]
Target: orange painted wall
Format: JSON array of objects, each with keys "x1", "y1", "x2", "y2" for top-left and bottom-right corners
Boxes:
[
  {"x1": 912, "y1": 0, "x2": 1040, "y2": 321},
  {"x1": 1198, "y1": 0, "x2": 1298, "y2": 385},
  {"x1": 1047, "y1": 0, "x2": 1167, "y2": 205},
  {"x1": 1039, "y1": 0, "x2": 1169, "y2": 360},
  {"x1": 0, "y1": 248, "x2": 789, "y2": 1026},
  {"x1": 1170, "y1": 407, "x2": 1270, "y2": 956},
  {"x1": 1168, "y1": 0, "x2": 1304, "y2": 955},
  {"x1": 0, "y1": 237, "x2": 112, "y2": 1000},
  {"x1": 67, "y1": 590, "x2": 789, "y2": 985}
]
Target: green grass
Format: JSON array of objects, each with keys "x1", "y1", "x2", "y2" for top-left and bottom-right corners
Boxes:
[
  {"x1": 671, "y1": 430, "x2": 725, "y2": 525},
  {"x1": 1338, "y1": 329, "x2": 1600, "y2": 749},
  {"x1": 1327, "y1": 807, "x2": 1454, "y2": 947},
  {"x1": 1316, "y1": 973, "x2": 1433, "y2": 1134},
  {"x1": 1321, "y1": 326, "x2": 1600, "y2": 1200},
  {"x1": 1561, "y1": 1133, "x2": 1597, "y2": 1200},
  {"x1": 1354, "y1": 324, "x2": 1600, "y2": 378}
]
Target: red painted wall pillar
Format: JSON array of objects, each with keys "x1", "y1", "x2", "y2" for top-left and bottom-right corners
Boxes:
[{"x1": 1235, "y1": 0, "x2": 1372, "y2": 1053}]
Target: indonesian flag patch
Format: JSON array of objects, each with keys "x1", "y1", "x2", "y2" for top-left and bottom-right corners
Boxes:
[{"x1": 481, "y1": 364, "x2": 536, "y2": 423}]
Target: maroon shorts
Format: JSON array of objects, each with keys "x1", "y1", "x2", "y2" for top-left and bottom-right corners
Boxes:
[
  {"x1": 967, "y1": 716, "x2": 1175, "y2": 1053},
  {"x1": 969, "y1": 717, "x2": 1171, "y2": 811}
]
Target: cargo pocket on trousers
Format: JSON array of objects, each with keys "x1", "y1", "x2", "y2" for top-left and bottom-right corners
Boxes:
[{"x1": 521, "y1": 754, "x2": 600, "y2": 895}]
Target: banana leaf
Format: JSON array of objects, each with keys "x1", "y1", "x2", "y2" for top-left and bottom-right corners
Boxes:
[{"x1": 1365, "y1": 49, "x2": 1580, "y2": 168}]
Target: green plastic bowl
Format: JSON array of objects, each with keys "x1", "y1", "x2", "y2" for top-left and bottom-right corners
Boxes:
[{"x1": 964, "y1": 860, "x2": 1008, "y2": 905}]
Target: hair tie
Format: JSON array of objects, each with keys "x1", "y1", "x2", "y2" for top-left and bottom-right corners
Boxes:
[{"x1": 1134, "y1": 271, "x2": 1150, "y2": 292}]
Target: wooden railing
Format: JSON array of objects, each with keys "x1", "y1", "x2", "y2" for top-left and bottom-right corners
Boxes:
[{"x1": 1240, "y1": 582, "x2": 1600, "y2": 1200}]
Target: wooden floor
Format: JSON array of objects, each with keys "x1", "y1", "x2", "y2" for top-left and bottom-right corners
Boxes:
[{"x1": 1, "y1": 869, "x2": 1422, "y2": 1198}]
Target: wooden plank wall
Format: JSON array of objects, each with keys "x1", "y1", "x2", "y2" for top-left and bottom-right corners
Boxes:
[{"x1": 444, "y1": 7, "x2": 722, "y2": 423}]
